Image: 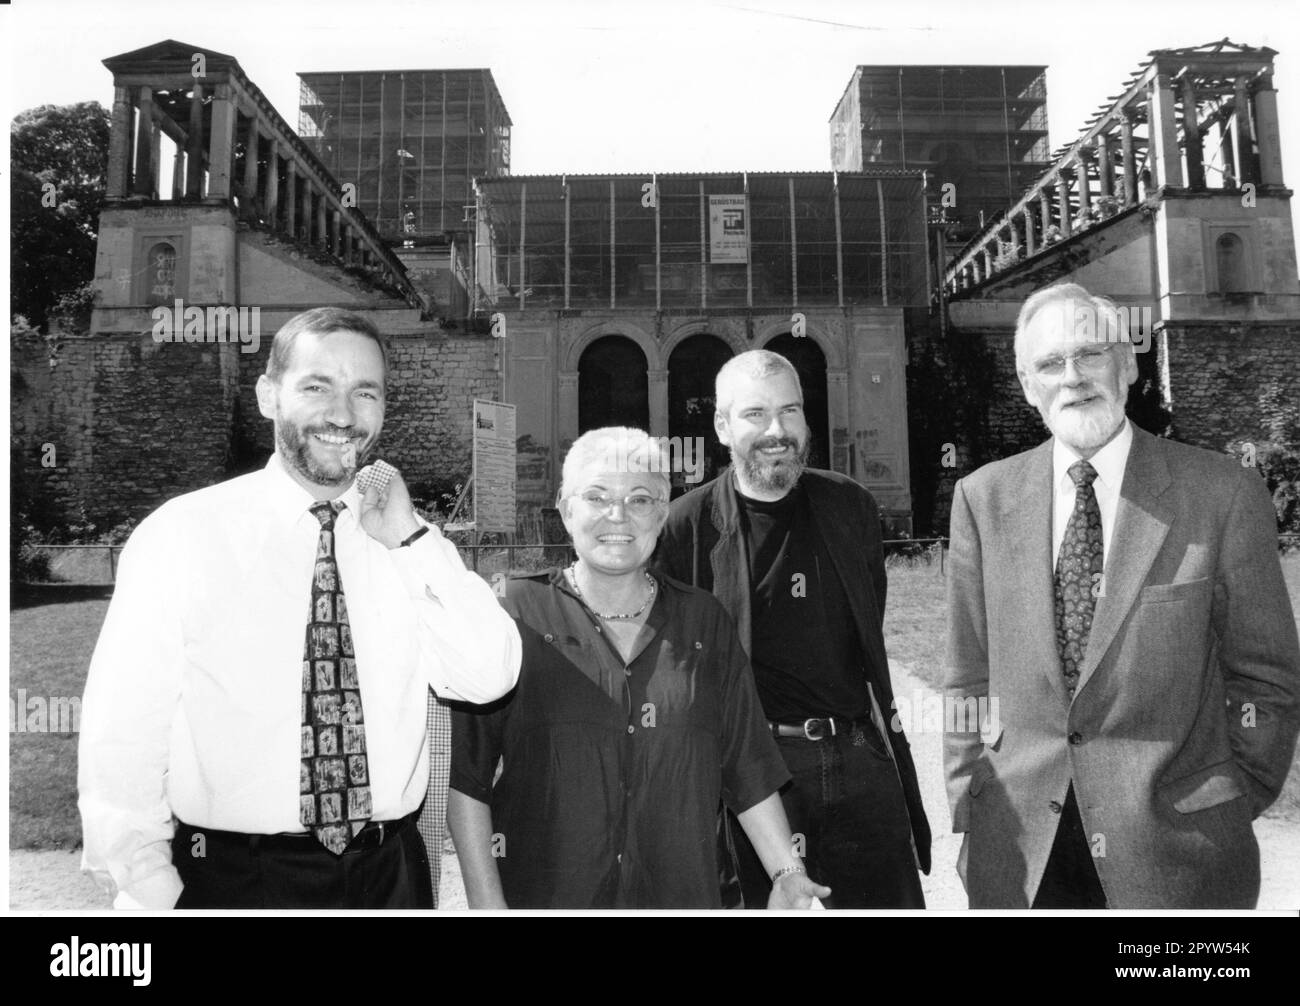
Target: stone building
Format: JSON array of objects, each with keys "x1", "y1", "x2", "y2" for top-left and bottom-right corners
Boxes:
[{"x1": 11, "y1": 38, "x2": 1298, "y2": 544}]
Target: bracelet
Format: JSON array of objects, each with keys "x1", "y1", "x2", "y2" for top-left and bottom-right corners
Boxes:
[
  {"x1": 771, "y1": 864, "x2": 806, "y2": 884},
  {"x1": 399, "y1": 526, "x2": 430, "y2": 548}
]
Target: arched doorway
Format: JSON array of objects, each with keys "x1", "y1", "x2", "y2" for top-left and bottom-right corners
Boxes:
[
  {"x1": 578, "y1": 335, "x2": 649, "y2": 433},
  {"x1": 668, "y1": 335, "x2": 733, "y2": 495},
  {"x1": 764, "y1": 333, "x2": 829, "y2": 471}
]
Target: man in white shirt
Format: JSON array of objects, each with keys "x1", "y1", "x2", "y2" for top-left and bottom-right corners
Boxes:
[
  {"x1": 78, "y1": 307, "x2": 521, "y2": 909},
  {"x1": 944, "y1": 282, "x2": 1300, "y2": 908}
]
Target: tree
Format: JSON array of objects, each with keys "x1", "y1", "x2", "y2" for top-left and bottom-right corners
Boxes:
[{"x1": 10, "y1": 101, "x2": 111, "y2": 331}]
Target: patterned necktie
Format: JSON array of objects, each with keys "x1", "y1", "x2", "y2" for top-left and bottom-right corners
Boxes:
[
  {"x1": 301, "y1": 500, "x2": 372, "y2": 854},
  {"x1": 1053, "y1": 461, "x2": 1103, "y2": 698}
]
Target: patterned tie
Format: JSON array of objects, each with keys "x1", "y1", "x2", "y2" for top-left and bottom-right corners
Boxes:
[
  {"x1": 1053, "y1": 461, "x2": 1103, "y2": 698},
  {"x1": 301, "y1": 500, "x2": 372, "y2": 854}
]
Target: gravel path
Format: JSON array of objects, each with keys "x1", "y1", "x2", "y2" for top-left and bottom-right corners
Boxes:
[{"x1": 10, "y1": 659, "x2": 1297, "y2": 910}]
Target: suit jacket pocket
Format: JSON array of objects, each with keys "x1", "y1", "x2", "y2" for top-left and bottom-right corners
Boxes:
[
  {"x1": 1158, "y1": 758, "x2": 1247, "y2": 814},
  {"x1": 1140, "y1": 577, "x2": 1211, "y2": 605}
]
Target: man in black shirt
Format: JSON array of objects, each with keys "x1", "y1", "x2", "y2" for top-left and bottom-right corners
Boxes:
[{"x1": 656, "y1": 349, "x2": 930, "y2": 908}]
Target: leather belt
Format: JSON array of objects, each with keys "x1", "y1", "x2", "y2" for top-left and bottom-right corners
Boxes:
[
  {"x1": 768, "y1": 716, "x2": 869, "y2": 741},
  {"x1": 179, "y1": 812, "x2": 416, "y2": 854}
]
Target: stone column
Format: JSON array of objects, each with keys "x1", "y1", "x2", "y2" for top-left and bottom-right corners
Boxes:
[
  {"x1": 315, "y1": 189, "x2": 327, "y2": 250},
  {"x1": 827, "y1": 368, "x2": 850, "y2": 475},
  {"x1": 329, "y1": 206, "x2": 341, "y2": 257},
  {"x1": 1056, "y1": 173, "x2": 1072, "y2": 237},
  {"x1": 106, "y1": 86, "x2": 134, "y2": 200},
  {"x1": 1180, "y1": 76, "x2": 1205, "y2": 189},
  {"x1": 242, "y1": 117, "x2": 260, "y2": 212},
  {"x1": 1075, "y1": 153, "x2": 1092, "y2": 220},
  {"x1": 264, "y1": 143, "x2": 280, "y2": 226},
  {"x1": 208, "y1": 84, "x2": 237, "y2": 200},
  {"x1": 1234, "y1": 76, "x2": 1257, "y2": 186},
  {"x1": 1121, "y1": 111, "x2": 1138, "y2": 206},
  {"x1": 558, "y1": 372, "x2": 580, "y2": 451},
  {"x1": 132, "y1": 85, "x2": 155, "y2": 197},
  {"x1": 647, "y1": 369, "x2": 669, "y2": 438},
  {"x1": 1096, "y1": 134, "x2": 1113, "y2": 198},
  {"x1": 171, "y1": 145, "x2": 186, "y2": 201},
  {"x1": 1148, "y1": 73, "x2": 1184, "y2": 189},
  {"x1": 285, "y1": 169, "x2": 298, "y2": 238},
  {"x1": 186, "y1": 82, "x2": 205, "y2": 198},
  {"x1": 1023, "y1": 207, "x2": 1036, "y2": 256},
  {"x1": 1219, "y1": 119, "x2": 1238, "y2": 189},
  {"x1": 1039, "y1": 187, "x2": 1052, "y2": 234},
  {"x1": 1252, "y1": 69, "x2": 1285, "y2": 187}
]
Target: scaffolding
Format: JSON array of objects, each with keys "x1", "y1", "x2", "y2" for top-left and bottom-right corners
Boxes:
[
  {"x1": 476, "y1": 170, "x2": 929, "y2": 312},
  {"x1": 298, "y1": 69, "x2": 511, "y2": 242},
  {"x1": 831, "y1": 66, "x2": 1050, "y2": 248}
]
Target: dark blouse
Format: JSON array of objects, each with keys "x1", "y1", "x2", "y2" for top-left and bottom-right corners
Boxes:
[{"x1": 450, "y1": 568, "x2": 790, "y2": 908}]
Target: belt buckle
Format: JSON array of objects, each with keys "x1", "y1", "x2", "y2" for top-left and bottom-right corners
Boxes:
[{"x1": 803, "y1": 717, "x2": 835, "y2": 741}]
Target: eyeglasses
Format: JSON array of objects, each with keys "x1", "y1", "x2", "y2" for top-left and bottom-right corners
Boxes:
[
  {"x1": 1031, "y1": 344, "x2": 1117, "y2": 378},
  {"x1": 573, "y1": 490, "x2": 665, "y2": 518}
]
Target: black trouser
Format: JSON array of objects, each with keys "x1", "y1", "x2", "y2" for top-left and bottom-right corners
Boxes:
[
  {"x1": 1031, "y1": 783, "x2": 1107, "y2": 909},
  {"x1": 173, "y1": 814, "x2": 433, "y2": 909},
  {"x1": 731, "y1": 726, "x2": 925, "y2": 909}
]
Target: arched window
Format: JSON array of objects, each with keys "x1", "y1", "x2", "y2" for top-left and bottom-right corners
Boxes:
[
  {"x1": 578, "y1": 336, "x2": 649, "y2": 433},
  {"x1": 145, "y1": 241, "x2": 177, "y2": 306},
  {"x1": 1215, "y1": 232, "x2": 1248, "y2": 293},
  {"x1": 668, "y1": 335, "x2": 733, "y2": 494},
  {"x1": 764, "y1": 333, "x2": 830, "y2": 472}
]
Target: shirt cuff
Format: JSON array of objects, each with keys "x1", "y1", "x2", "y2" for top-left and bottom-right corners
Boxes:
[
  {"x1": 389, "y1": 523, "x2": 468, "y2": 600},
  {"x1": 112, "y1": 869, "x2": 183, "y2": 910}
]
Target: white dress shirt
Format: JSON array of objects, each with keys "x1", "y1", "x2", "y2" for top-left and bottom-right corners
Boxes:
[
  {"x1": 1051, "y1": 418, "x2": 1132, "y2": 572},
  {"x1": 78, "y1": 455, "x2": 521, "y2": 909}
]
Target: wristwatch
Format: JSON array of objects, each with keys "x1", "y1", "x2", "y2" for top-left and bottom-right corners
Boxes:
[{"x1": 399, "y1": 526, "x2": 430, "y2": 548}]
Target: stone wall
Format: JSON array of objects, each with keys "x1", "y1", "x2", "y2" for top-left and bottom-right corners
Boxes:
[
  {"x1": 13, "y1": 329, "x2": 241, "y2": 533},
  {"x1": 12, "y1": 323, "x2": 501, "y2": 534},
  {"x1": 1160, "y1": 321, "x2": 1300, "y2": 451},
  {"x1": 232, "y1": 332, "x2": 500, "y2": 503}
]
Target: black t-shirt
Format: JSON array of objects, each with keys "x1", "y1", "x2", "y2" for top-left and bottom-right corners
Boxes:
[{"x1": 739, "y1": 483, "x2": 870, "y2": 722}]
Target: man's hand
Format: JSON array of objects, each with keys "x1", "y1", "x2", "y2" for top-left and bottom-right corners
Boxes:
[
  {"x1": 356, "y1": 463, "x2": 421, "y2": 549},
  {"x1": 957, "y1": 833, "x2": 969, "y2": 893},
  {"x1": 767, "y1": 870, "x2": 832, "y2": 910}
]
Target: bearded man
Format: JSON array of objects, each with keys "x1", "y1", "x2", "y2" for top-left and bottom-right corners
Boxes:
[
  {"x1": 944, "y1": 283, "x2": 1300, "y2": 908},
  {"x1": 78, "y1": 307, "x2": 520, "y2": 909},
  {"x1": 655, "y1": 349, "x2": 931, "y2": 908}
]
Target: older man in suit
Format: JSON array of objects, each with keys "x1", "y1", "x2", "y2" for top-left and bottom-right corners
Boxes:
[{"x1": 944, "y1": 282, "x2": 1300, "y2": 908}]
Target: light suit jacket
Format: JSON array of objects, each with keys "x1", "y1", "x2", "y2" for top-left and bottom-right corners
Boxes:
[{"x1": 944, "y1": 426, "x2": 1300, "y2": 908}]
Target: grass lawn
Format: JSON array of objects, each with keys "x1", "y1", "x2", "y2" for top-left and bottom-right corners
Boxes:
[
  {"x1": 10, "y1": 554, "x2": 1300, "y2": 849},
  {"x1": 9, "y1": 591, "x2": 111, "y2": 848}
]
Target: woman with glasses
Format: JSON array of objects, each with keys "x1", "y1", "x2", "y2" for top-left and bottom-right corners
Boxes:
[{"x1": 448, "y1": 427, "x2": 828, "y2": 909}]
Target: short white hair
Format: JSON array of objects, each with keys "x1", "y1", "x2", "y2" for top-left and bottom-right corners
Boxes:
[
  {"x1": 714, "y1": 349, "x2": 802, "y2": 417},
  {"x1": 1014, "y1": 282, "x2": 1127, "y2": 368},
  {"x1": 559, "y1": 427, "x2": 671, "y2": 501}
]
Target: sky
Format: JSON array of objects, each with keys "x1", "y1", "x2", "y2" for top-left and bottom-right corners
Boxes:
[{"x1": 3, "y1": 0, "x2": 1298, "y2": 181}]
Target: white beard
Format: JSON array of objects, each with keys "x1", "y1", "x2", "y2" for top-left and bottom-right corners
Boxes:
[{"x1": 1047, "y1": 397, "x2": 1126, "y2": 454}]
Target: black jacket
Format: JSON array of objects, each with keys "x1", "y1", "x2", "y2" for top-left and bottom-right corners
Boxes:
[{"x1": 654, "y1": 465, "x2": 932, "y2": 875}]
